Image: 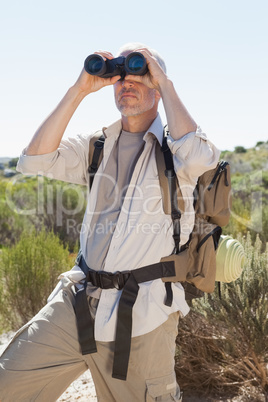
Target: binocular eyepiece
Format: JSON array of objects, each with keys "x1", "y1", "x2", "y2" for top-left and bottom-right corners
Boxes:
[{"x1": 84, "y1": 52, "x2": 148, "y2": 80}]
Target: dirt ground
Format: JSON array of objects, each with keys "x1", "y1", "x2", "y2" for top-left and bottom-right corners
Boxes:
[{"x1": 57, "y1": 370, "x2": 265, "y2": 402}]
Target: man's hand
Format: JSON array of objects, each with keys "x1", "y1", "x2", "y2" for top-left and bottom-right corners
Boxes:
[
  {"x1": 122, "y1": 47, "x2": 197, "y2": 140},
  {"x1": 122, "y1": 48, "x2": 168, "y2": 92},
  {"x1": 26, "y1": 50, "x2": 121, "y2": 156},
  {"x1": 74, "y1": 51, "x2": 121, "y2": 95}
]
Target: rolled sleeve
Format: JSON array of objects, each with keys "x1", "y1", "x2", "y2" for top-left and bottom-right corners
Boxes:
[
  {"x1": 16, "y1": 134, "x2": 91, "y2": 185},
  {"x1": 167, "y1": 126, "x2": 221, "y2": 180},
  {"x1": 17, "y1": 149, "x2": 58, "y2": 174}
]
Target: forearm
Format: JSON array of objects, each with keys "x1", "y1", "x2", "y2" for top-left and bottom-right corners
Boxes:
[
  {"x1": 159, "y1": 79, "x2": 197, "y2": 140},
  {"x1": 25, "y1": 86, "x2": 86, "y2": 156}
]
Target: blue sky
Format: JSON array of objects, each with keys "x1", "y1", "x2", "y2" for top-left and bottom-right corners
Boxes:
[{"x1": 0, "y1": 0, "x2": 267, "y2": 157}]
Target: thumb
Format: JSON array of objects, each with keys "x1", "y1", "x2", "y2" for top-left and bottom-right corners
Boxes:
[{"x1": 106, "y1": 75, "x2": 122, "y2": 86}]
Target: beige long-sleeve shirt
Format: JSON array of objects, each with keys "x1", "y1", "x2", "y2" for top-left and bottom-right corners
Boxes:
[{"x1": 17, "y1": 113, "x2": 220, "y2": 341}]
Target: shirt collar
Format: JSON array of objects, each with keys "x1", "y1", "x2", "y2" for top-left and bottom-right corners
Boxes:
[
  {"x1": 144, "y1": 113, "x2": 164, "y2": 146},
  {"x1": 103, "y1": 113, "x2": 164, "y2": 145},
  {"x1": 102, "y1": 119, "x2": 122, "y2": 139}
]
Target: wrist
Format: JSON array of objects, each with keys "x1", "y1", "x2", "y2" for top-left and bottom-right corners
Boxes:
[
  {"x1": 157, "y1": 77, "x2": 173, "y2": 96},
  {"x1": 67, "y1": 85, "x2": 88, "y2": 105}
]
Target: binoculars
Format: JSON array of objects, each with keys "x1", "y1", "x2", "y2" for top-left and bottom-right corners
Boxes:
[{"x1": 84, "y1": 52, "x2": 148, "y2": 80}]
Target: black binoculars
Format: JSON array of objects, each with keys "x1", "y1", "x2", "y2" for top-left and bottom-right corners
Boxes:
[{"x1": 84, "y1": 52, "x2": 148, "y2": 80}]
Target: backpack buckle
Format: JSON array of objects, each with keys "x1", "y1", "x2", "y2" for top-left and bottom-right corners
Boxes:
[
  {"x1": 112, "y1": 272, "x2": 126, "y2": 290},
  {"x1": 95, "y1": 271, "x2": 130, "y2": 290}
]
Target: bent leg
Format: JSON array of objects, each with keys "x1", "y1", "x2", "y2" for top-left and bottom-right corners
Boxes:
[{"x1": 0, "y1": 280, "x2": 88, "y2": 402}]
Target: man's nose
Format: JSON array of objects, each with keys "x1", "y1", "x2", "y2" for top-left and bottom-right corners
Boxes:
[{"x1": 121, "y1": 79, "x2": 134, "y2": 88}]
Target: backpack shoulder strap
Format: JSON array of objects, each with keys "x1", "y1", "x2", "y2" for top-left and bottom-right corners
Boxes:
[
  {"x1": 155, "y1": 126, "x2": 185, "y2": 215},
  {"x1": 155, "y1": 126, "x2": 185, "y2": 253},
  {"x1": 88, "y1": 130, "x2": 105, "y2": 189}
]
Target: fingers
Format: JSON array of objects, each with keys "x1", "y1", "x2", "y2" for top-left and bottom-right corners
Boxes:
[
  {"x1": 124, "y1": 74, "x2": 142, "y2": 82},
  {"x1": 105, "y1": 75, "x2": 122, "y2": 86},
  {"x1": 93, "y1": 50, "x2": 114, "y2": 60},
  {"x1": 131, "y1": 48, "x2": 154, "y2": 64}
]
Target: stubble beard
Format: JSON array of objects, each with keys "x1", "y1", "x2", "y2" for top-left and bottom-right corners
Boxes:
[{"x1": 115, "y1": 88, "x2": 156, "y2": 117}]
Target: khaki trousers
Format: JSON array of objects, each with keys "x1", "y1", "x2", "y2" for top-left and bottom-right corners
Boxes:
[{"x1": 0, "y1": 278, "x2": 181, "y2": 401}]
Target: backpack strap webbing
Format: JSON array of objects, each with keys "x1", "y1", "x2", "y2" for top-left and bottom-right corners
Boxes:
[
  {"x1": 88, "y1": 130, "x2": 105, "y2": 189},
  {"x1": 160, "y1": 134, "x2": 182, "y2": 254}
]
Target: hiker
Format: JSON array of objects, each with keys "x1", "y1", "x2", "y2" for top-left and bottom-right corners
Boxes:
[{"x1": 0, "y1": 42, "x2": 220, "y2": 401}]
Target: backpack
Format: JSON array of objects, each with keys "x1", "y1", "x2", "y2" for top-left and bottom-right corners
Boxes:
[{"x1": 87, "y1": 127, "x2": 232, "y2": 299}]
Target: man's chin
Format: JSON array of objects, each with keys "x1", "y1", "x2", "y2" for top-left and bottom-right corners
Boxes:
[{"x1": 118, "y1": 106, "x2": 142, "y2": 117}]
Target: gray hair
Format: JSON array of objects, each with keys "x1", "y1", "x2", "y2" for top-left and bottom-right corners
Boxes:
[{"x1": 117, "y1": 42, "x2": 167, "y2": 73}]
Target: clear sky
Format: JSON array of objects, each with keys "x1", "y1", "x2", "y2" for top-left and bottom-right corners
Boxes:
[{"x1": 0, "y1": 0, "x2": 267, "y2": 157}]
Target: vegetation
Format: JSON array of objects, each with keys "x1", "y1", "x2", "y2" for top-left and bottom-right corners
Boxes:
[
  {"x1": 221, "y1": 142, "x2": 268, "y2": 247},
  {"x1": 0, "y1": 175, "x2": 87, "y2": 251},
  {"x1": 234, "y1": 145, "x2": 247, "y2": 154},
  {"x1": 0, "y1": 228, "x2": 75, "y2": 330},
  {"x1": 8, "y1": 157, "x2": 19, "y2": 168}
]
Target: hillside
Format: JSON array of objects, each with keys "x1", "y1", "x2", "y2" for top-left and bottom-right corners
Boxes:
[
  {"x1": 221, "y1": 142, "x2": 268, "y2": 173},
  {"x1": 218, "y1": 142, "x2": 268, "y2": 246}
]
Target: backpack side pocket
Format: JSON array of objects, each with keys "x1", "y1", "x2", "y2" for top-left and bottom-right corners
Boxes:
[
  {"x1": 161, "y1": 219, "x2": 221, "y2": 294},
  {"x1": 196, "y1": 161, "x2": 231, "y2": 227}
]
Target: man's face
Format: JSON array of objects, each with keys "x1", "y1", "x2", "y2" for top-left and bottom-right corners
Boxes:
[
  {"x1": 113, "y1": 49, "x2": 158, "y2": 117},
  {"x1": 113, "y1": 79, "x2": 157, "y2": 117}
]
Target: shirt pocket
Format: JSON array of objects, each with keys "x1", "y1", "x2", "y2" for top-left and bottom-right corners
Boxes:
[{"x1": 146, "y1": 372, "x2": 181, "y2": 401}]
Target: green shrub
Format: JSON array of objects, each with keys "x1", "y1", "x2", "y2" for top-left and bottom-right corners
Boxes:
[
  {"x1": 0, "y1": 175, "x2": 87, "y2": 251},
  {"x1": 0, "y1": 228, "x2": 73, "y2": 331},
  {"x1": 8, "y1": 158, "x2": 19, "y2": 168},
  {"x1": 256, "y1": 141, "x2": 264, "y2": 147},
  {"x1": 234, "y1": 146, "x2": 247, "y2": 154}
]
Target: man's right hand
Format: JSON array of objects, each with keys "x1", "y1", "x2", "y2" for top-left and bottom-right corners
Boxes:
[
  {"x1": 25, "y1": 50, "x2": 120, "y2": 156},
  {"x1": 74, "y1": 51, "x2": 121, "y2": 95}
]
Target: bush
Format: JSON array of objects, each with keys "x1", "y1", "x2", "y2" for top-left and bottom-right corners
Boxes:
[
  {"x1": 1, "y1": 175, "x2": 87, "y2": 251},
  {"x1": 234, "y1": 146, "x2": 247, "y2": 154},
  {"x1": 0, "y1": 228, "x2": 74, "y2": 331},
  {"x1": 175, "y1": 233, "x2": 268, "y2": 401},
  {"x1": 8, "y1": 158, "x2": 19, "y2": 168}
]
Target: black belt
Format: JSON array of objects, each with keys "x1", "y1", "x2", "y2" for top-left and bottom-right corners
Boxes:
[{"x1": 74, "y1": 255, "x2": 175, "y2": 381}]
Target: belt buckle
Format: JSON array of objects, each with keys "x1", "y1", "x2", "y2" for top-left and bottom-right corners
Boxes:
[
  {"x1": 97, "y1": 271, "x2": 129, "y2": 290},
  {"x1": 112, "y1": 272, "x2": 123, "y2": 290},
  {"x1": 97, "y1": 271, "x2": 116, "y2": 289},
  {"x1": 112, "y1": 271, "x2": 131, "y2": 290}
]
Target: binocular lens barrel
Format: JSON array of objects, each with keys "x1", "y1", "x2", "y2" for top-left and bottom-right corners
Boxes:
[
  {"x1": 84, "y1": 55, "x2": 106, "y2": 75},
  {"x1": 125, "y1": 52, "x2": 147, "y2": 74}
]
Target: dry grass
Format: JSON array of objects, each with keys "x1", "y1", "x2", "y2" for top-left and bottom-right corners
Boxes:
[{"x1": 175, "y1": 308, "x2": 267, "y2": 401}]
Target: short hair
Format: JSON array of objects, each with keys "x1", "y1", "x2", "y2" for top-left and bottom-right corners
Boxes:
[{"x1": 117, "y1": 42, "x2": 167, "y2": 73}]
